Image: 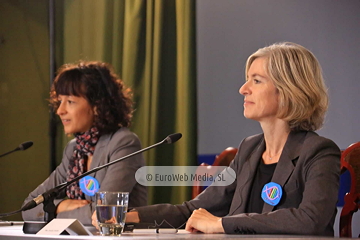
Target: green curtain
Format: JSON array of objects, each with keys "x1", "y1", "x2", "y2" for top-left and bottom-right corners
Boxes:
[
  {"x1": 0, "y1": 0, "x2": 52, "y2": 221},
  {"x1": 61, "y1": 0, "x2": 197, "y2": 204}
]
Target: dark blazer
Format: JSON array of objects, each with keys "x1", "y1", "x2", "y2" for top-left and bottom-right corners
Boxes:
[
  {"x1": 136, "y1": 131, "x2": 340, "y2": 236},
  {"x1": 22, "y1": 127, "x2": 147, "y2": 225}
]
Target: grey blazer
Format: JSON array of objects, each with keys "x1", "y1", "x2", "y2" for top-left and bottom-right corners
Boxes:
[
  {"x1": 22, "y1": 127, "x2": 147, "y2": 225},
  {"x1": 136, "y1": 131, "x2": 340, "y2": 236}
]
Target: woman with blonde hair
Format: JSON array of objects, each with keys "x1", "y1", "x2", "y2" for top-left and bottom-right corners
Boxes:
[{"x1": 94, "y1": 42, "x2": 340, "y2": 236}]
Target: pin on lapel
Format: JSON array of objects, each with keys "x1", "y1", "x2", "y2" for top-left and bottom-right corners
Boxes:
[
  {"x1": 79, "y1": 176, "x2": 100, "y2": 196},
  {"x1": 261, "y1": 182, "x2": 282, "y2": 206}
]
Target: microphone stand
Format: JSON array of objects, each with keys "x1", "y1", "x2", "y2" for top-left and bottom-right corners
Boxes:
[
  {"x1": 42, "y1": 188, "x2": 60, "y2": 223},
  {"x1": 0, "y1": 149, "x2": 18, "y2": 158},
  {"x1": 0, "y1": 141, "x2": 33, "y2": 158}
]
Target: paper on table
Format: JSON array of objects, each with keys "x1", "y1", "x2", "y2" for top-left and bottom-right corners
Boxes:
[{"x1": 36, "y1": 219, "x2": 92, "y2": 236}]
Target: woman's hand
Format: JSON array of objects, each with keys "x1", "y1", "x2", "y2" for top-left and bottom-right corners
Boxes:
[
  {"x1": 91, "y1": 210, "x2": 140, "y2": 229},
  {"x1": 56, "y1": 199, "x2": 90, "y2": 214},
  {"x1": 125, "y1": 211, "x2": 140, "y2": 223},
  {"x1": 185, "y1": 208, "x2": 225, "y2": 234},
  {"x1": 91, "y1": 210, "x2": 99, "y2": 229}
]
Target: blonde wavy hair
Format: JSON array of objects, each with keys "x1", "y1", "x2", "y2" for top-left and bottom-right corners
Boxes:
[{"x1": 245, "y1": 42, "x2": 328, "y2": 131}]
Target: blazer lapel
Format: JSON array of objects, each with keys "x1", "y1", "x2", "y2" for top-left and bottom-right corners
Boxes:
[
  {"x1": 90, "y1": 132, "x2": 112, "y2": 176},
  {"x1": 230, "y1": 137, "x2": 265, "y2": 215},
  {"x1": 262, "y1": 131, "x2": 305, "y2": 213},
  {"x1": 83, "y1": 133, "x2": 112, "y2": 201}
]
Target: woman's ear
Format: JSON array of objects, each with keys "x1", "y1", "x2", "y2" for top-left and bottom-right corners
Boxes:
[{"x1": 93, "y1": 106, "x2": 98, "y2": 116}]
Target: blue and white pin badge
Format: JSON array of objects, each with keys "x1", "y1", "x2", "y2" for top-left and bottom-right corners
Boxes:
[
  {"x1": 79, "y1": 176, "x2": 100, "y2": 196},
  {"x1": 261, "y1": 182, "x2": 282, "y2": 206}
]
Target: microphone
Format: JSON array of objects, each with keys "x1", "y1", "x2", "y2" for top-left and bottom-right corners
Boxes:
[
  {"x1": 164, "y1": 133, "x2": 182, "y2": 144},
  {"x1": 0, "y1": 133, "x2": 182, "y2": 221},
  {"x1": 18, "y1": 141, "x2": 33, "y2": 151},
  {"x1": 0, "y1": 141, "x2": 34, "y2": 158}
]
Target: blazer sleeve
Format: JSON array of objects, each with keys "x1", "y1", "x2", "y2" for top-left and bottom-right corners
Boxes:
[
  {"x1": 222, "y1": 137, "x2": 340, "y2": 236},
  {"x1": 135, "y1": 152, "x2": 240, "y2": 228},
  {"x1": 21, "y1": 140, "x2": 74, "y2": 222}
]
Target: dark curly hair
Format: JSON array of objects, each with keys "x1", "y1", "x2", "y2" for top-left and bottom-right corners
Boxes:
[{"x1": 50, "y1": 61, "x2": 133, "y2": 135}]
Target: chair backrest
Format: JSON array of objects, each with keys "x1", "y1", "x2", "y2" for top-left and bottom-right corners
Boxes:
[
  {"x1": 339, "y1": 142, "x2": 360, "y2": 238},
  {"x1": 192, "y1": 147, "x2": 238, "y2": 199}
]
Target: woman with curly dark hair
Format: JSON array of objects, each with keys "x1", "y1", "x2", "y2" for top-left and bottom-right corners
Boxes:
[{"x1": 22, "y1": 61, "x2": 147, "y2": 225}]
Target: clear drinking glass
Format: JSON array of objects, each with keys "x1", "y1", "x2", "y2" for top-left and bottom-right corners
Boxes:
[{"x1": 95, "y1": 191, "x2": 129, "y2": 236}]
